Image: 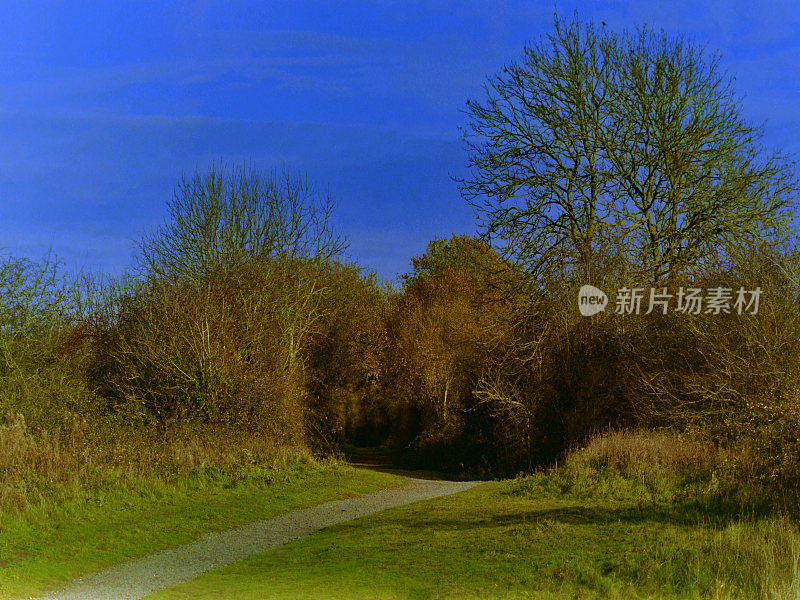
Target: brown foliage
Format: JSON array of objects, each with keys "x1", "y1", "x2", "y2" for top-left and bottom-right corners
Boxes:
[
  {"x1": 89, "y1": 260, "x2": 307, "y2": 439},
  {"x1": 305, "y1": 262, "x2": 387, "y2": 450}
]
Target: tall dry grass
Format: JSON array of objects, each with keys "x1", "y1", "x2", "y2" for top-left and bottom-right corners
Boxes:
[
  {"x1": 701, "y1": 517, "x2": 800, "y2": 600},
  {"x1": 0, "y1": 411, "x2": 309, "y2": 514},
  {"x1": 570, "y1": 428, "x2": 715, "y2": 475}
]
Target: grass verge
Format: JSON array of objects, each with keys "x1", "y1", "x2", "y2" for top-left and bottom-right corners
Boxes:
[
  {"x1": 148, "y1": 432, "x2": 800, "y2": 600},
  {"x1": 0, "y1": 457, "x2": 403, "y2": 599}
]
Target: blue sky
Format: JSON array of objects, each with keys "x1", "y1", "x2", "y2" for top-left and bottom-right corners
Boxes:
[{"x1": 2, "y1": 1, "x2": 799, "y2": 279}]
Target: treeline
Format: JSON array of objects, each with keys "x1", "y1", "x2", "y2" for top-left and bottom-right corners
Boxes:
[
  {"x1": 355, "y1": 233, "x2": 800, "y2": 491},
  {"x1": 2, "y1": 163, "x2": 800, "y2": 511},
  {"x1": 3, "y1": 166, "x2": 799, "y2": 488}
]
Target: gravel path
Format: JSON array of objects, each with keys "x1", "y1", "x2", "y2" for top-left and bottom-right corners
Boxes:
[{"x1": 30, "y1": 477, "x2": 478, "y2": 600}]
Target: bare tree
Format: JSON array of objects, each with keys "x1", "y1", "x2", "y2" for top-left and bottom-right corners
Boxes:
[
  {"x1": 459, "y1": 14, "x2": 798, "y2": 286},
  {"x1": 607, "y1": 27, "x2": 798, "y2": 283},
  {"x1": 139, "y1": 164, "x2": 345, "y2": 281},
  {"x1": 139, "y1": 163, "x2": 347, "y2": 373},
  {"x1": 94, "y1": 164, "x2": 349, "y2": 425},
  {"x1": 459, "y1": 17, "x2": 619, "y2": 285}
]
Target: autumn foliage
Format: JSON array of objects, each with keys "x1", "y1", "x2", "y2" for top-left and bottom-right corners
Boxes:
[{"x1": 2, "y1": 162, "x2": 800, "y2": 513}]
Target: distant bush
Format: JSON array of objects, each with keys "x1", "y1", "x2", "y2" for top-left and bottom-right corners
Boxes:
[
  {"x1": 509, "y1": 429, "x2": 718, "y2": 505},
  {"x1": 0, "y1": 253, "x2": 92, "y2": 427},
  {"x1": 570, "y1": 429, "x2": 714, "y2": 476}
]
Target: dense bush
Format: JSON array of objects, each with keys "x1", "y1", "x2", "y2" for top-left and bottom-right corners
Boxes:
[
  {"x1": 304, "y1": 261, "x2": 386, "y2": 451},
  {"x1": 363, "y1": 234, "x2": 800, "y2": 488},
  {"x1": 372, "y1": 236, "x2": 516, "y2": 472},
  {"x1": 88, "y1": 262, "x2": 306, "y2": 439},
  {"x1": 87, "y1": 165, "x2": 346, "y2": 446},
  {"x1": 0, "y1": 253, "x2": 92, "y2": 427}
]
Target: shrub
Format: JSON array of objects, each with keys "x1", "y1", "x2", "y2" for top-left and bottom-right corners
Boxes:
[
  {"x1": 89, "y1": 261, "x2": 306, "y2": 438},
  {"x1": 88, "y1": 164, "x2": 346, "y2": 443},
  {"x1": 0, "y1": 253, "x2": 92, "y2": 427}
]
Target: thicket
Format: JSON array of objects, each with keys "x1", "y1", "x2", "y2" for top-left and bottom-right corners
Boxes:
[
  {"x1": 367, "y1": 234, "x2": 800, "y2": 506},
  {"x1": 358, "y1": 12, "x2": 800, "y2": 514}
]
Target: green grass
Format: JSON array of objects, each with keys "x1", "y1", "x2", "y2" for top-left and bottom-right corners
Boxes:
[
  {"x1": 147, "y1": 463, "x2": 800, "y2": 600},
  {"x1": 0, "y1": 460, "x2": 403, "y2": 599}
]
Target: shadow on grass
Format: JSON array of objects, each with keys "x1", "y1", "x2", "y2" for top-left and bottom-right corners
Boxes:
[{"x1": 347, "y1": 496, "x2": 773, "y2": 534}]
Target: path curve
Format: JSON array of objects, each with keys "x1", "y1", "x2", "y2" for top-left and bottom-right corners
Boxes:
[{"x1": 30, "y1": 476, "x2": 479, "y2": 600}]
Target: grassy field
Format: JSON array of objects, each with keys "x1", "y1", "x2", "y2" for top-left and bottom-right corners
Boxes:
[
  {"x1": 0, "y1": 458, "x2": 403, "y2": 599},
  {"x1": 148, "y1": 440, "x2": 800, "y2": 600}
]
